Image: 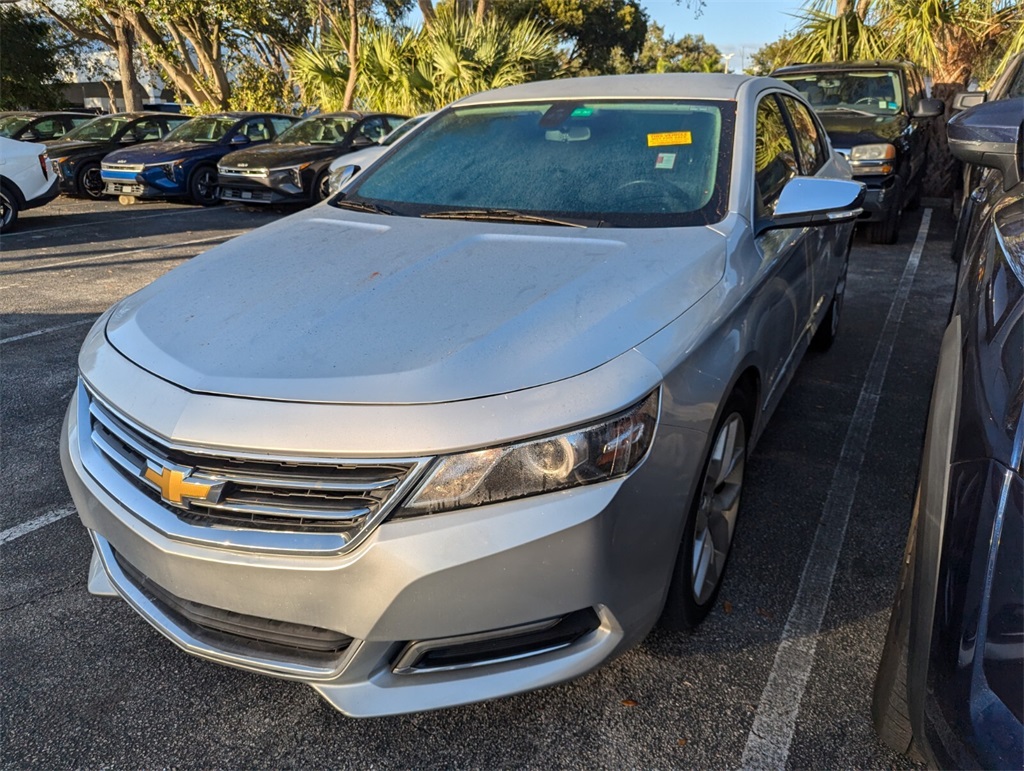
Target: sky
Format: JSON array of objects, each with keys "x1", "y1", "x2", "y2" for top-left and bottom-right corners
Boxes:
[{"x1": 645, "y1": 0, "x2": 807, "y2": 71}]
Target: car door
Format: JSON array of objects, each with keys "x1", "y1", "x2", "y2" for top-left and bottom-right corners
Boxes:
[
  {"x1": 752, "y1": 92, "x2": 815, "y2": 414},
  {"x1": 902, "y1": 67, "x2": 928, "y2": 187},
  {"x1": 778, "y1": 93, "x2": 838, "y2": 324}
]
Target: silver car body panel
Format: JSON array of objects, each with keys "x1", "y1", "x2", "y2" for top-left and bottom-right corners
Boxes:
[{"x1": 61, "y1": 73, "x2": 859, "y2": 715}]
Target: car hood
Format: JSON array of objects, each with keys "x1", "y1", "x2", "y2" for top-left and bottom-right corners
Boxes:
[
  {"x1": 814, "y1": 110, "x2": 908, "y2": 147},
  {"x1": 45, "y1": 138, "x2": 113, "y2": 156},
  {"x1": 104, "y1": 207, "x2": 726, "y2": 405},
  {"x1": 221, "y1": 143, "x2": 347, "y2": 169},
  {"x1": 103, "y1": 141, "x2": 223, "y2": 165}
]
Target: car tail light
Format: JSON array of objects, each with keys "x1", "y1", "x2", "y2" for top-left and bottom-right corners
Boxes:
[{"x1": 39, "y1": 153, "x2": 48, "y2": 181}]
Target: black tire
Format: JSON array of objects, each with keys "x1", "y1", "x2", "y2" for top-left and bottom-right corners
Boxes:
[
  {"x1": 76, "y1": 162, "x2": 105, "y2": 200},
  {"x1": 314, "y1": 169, "x2": 331, "y2": 202},
  {"x1": 660, "y1": 390, "x2": 751, "y2": 631},
  {"x1": 188, "y1": 165, "x2": 220, "y2": 206},
  {"x1": 811, "y1": 242, "x2": 850, "y2": 351},
  {"x1": 0, "y1": 185, "x2": 19, "y2": 233},
  {"x1": 867, "y1": 205, "x2": 901, "y2": 244},
  {"x1": 871, "y1": 503, "x2": 924, "y2": 762}
]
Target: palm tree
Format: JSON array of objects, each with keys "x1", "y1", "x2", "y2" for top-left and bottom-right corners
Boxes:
[{"x1": 787, "y1": 1, "x2": 885, "y2": 63}]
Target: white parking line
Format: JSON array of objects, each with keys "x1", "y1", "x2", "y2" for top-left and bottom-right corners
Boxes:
[
  {"x1": 740, "y1": 210, "x2": 932, "y2": 770},
  {"x1": 1, "y1": 232, "x2": 245, "y2": 275},
  {"x1": 0, "y1": 318, "x2": 96, "y2": 345},
  {"x1": 0, "y1": 505, "x2": 76, "y2": 546},
  {"x1": 0, "y1": 202, "x2": 240, "y2": 239}
]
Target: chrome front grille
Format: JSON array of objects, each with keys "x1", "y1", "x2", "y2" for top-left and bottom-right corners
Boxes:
[
  {"x1": 102, "y1": 162, "x2": 144, "y2": 173},
  {"x1": 83, "y1": 384, "x2": 427, "y2": 538},
  {"x1": 219, "y1": 166, "x2": 268, "y2": 177}
]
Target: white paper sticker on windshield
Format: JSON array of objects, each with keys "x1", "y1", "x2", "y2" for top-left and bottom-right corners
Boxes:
[{"x1": 655, "y1": 152, "x2": 677, "y2": 170}]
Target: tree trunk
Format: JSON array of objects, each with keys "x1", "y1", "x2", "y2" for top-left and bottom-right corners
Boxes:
[
  {"x1": 855, "y1": 0, "x2": 871, "y2": 20},
  {"x1": 418, "y1": 0, "x2": 436, "y2": 29},
  {"x1": 113, "y1": 16, "x2": 147, "y2": 111},
  {"x1": 342, "y1": 0, "x2": 359, "y2": 109},
  {"x1": 101, "y1": 79, "x2": 120, "y2": 112},
  {"x1": 475, "y1": 0, "x2": 488, "y2": 23}
]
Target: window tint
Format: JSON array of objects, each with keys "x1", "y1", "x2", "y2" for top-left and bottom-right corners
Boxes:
[
  {"x1": 241, "y1": 117, "x2": 272, "y2": 141},
  {"x1": 358, "y1": 117, "x2": 387, "y2": 142},
  {"x1": 132, "y1": 119, "x2": 163, "y2": 141},
  {"x1": 32, "y1": 118, "x2": 63, "y2": 139},
  {"x1": 779, "y1": 95, "x2": 824, "y2": 175},
  {"x1": 755, "y1": 96, "x2": 798, "y2": 215},
  {"x1": 271, "y1": 117, "x2": 295, "y2": 136}
]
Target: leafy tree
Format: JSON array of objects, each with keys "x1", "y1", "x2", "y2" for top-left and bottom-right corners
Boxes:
[
  {"x1": 786, "y1": 0, "x2": 885, "y2": 63},
  {"x1": 291, "y1": 9, "x2": 560, "y2": 114},
  {"x1": 635, "y1": 24, "x2": 722, "y2": 73},
  {"x1": 0, "y1": 6, "x2": 72, "y2": 109}
]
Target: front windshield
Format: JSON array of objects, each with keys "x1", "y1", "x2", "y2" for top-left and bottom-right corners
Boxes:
[
  {"x1": 344, "y1": 100, "x2": 733, "y2": 228},
  {"x1": 275, "y1": 115, "x2": 355, "y2": 144},
  {"x1": 777, "y1": 71, "x2": 904, "y2": 115},
  {"x1": 165, "y1": 116, "x2": 237, "y2": 143},
  {"x1": 0, "y1": 115, "x2": 31, "y2": 137},
  {"x1": 63, "y1": 115, "x2": 131, "y2": 142}
]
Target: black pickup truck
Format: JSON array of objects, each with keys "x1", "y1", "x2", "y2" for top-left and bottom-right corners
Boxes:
[{"x1": 773, "y1": 60, "x2": 944, "y2": 243}]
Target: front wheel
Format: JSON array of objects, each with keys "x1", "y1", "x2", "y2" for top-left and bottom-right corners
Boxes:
[
  {"x1": 0, "y1": 186, "x2": 19, "y2": 233},
  {"x1": 77, "y1": 162, "x2": 105, "y2": 200},
  {"x1": 314, "y1": 169, "x2": 331, "y2": 202},
  {"x1": 188, "y1": 165, "x2": 220, "y2": 206},
  {"x1": 661, "y1": 394, "x2": 749, "y2": 630},
  {"x1": 812, "y1": 243, "x2": 850, "y2": 351}
]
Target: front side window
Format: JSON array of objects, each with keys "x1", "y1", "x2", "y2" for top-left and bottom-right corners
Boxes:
[
  {"x1": 779, "y1": 95, "x2": 825, "y2": 175},
  {"x1": 343, "y1": 99, "x2": 734, "y2": 228},
  {"x1": 754, "y1": 95, "x2": 798, "y2": 216},
  {"x1": 131, "y1": 119, "x2": 163, "y2": 141},
  {"x1": 64, "y1": 116, "x2": 132, "y2": 142},
  {"x1": 275, "y1": 115, "x2": 355, "y2": 144},
  {"x1": 165, "y1": 116, "x2": 238, "y2": 143},
  {"x1": 777, "y1": 71, "x2": 904, "y2": 116}
]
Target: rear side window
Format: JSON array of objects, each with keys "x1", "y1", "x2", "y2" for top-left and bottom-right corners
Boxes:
[
  {"x1": 271, "y1": 117, "x2": 295, "y2": 136},
  {"x1": 754, "y1": 96, "x2": 798, "y2": 215},
  {"x1": 779, "y1": 95, "x2": 825, "y2": 175}
]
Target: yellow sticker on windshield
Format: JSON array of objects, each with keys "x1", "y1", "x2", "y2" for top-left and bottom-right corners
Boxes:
[{"x1": 648, "y1": 131, "x2": 692, "y2": 147}]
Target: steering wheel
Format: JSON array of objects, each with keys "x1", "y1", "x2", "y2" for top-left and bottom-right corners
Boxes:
[
  {"x1": 854, "y1": 97, "x2": 881, "y2": 105},
  {"x1": 614, "y1": 179, "x2": 694, "y2": 212}
]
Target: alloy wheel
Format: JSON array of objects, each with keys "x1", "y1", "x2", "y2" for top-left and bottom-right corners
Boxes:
[{"x1": 691, "y1": 413, "x2": 746, "y2": 604}]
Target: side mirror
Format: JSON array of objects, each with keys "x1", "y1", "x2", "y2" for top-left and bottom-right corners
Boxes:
[
  {"x1": 947, "y1": 97, "x2": 1023, "y2": 190},
  {"x1": 913, "y1": 98, "x2": 944, "y2": 119},
  {"x1": 350, "y1": 135, "x2": 376, "y2": 148},
  {"x1": 951, "y1": 91, "x2": 986, "y2": 112},
  {"x1": 119, "y1": 134, "x2": 138, "y2": 144},
  {"x1": 20, "y1": 130, "x2": 38, "y2": 141},
  {"x1": 230, "y1": 134, "x2": 250, "y2": 146},
  {"x1": 328, "y1": 164, "x2": 361, "y2": 195},
  {"x1": 759, "y1": 177, "x2": 865, "y2": 235}
]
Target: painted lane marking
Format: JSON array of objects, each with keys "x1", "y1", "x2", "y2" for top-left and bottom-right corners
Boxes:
[
  {"x1": 0, "y1": 505, "x2": 76, "y2": 546},
  {"x1": 0, "y1": 232, "x2": 245, "y2": 275},
  {"x1": 0, "y1": 318, "x2": 96, "y2": 345},
  {"x1": 740, "y1": 210, "x2": 932, "y2": 769},
  {"x1": 0, "y1": 202, "x2": 242, "y2": 239}
]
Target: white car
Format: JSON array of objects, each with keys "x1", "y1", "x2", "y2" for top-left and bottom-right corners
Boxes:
[
  {"x1": 327, "y1": 112, "x2": 435, "y2": 194},
  {"x1": 0, "y1": 136, "x2": 58, "y2": 233}
]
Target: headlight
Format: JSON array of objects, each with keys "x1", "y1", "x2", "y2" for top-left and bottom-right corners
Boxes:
[
  {"x1": 850, "y1": 144, "x2": 895, "y2": 161},
  {"x1": 397, "y1": 390, "x2": 660, "y2": 517},
  {"x1": 146, "y1": 159, "x2": 184, "y2": 180},
  {"x1": 271, "y1": 163, "x2": 311, "y2": 187},
  {"x1": 849, "y1": 143, "x2": 896, "y2": 174}
]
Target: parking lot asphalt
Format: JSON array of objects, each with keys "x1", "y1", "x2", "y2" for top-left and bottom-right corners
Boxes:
[{"x1": 1, "y1": 194, "x2": 956, "y2": 768}]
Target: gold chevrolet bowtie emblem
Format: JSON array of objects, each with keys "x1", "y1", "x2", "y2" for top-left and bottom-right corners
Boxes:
[{"x1": 144, "y1": 462, "x2": 218, "y2": 505}]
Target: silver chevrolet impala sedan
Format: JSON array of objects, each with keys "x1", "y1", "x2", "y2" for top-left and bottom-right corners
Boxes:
[{"x1": 61, "y1": 74, "x2": 864, "y2": 716}]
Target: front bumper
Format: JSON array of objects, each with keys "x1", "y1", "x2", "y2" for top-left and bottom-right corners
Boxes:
[
  {"x1": 60, "y1": 344, "x2": 697, "y2": 716},
  {"x1": 851, "y1": 173, "x2": 900, "y2": 222},
  {"x1": 218, "y1": 170, "x2": 308, "y2": 205},
  {"x1": 101, "y1": 168, "x2": 185, "y2": 199}
]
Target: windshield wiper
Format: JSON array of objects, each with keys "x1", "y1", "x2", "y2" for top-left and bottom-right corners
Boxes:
[
  {"x1": 333, "y1": 198, "x2": 397, "y2": 215},
  {"x1": 420, "y1": 208, "x2": 588, "y2": 228}
]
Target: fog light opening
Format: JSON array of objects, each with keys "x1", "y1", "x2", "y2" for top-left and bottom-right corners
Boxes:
[{"x1": 393, "y1": 607, "x2": 601, "y2": 675}]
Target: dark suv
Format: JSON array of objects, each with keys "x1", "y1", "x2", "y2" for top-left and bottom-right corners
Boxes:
[{"x1": 773, "y1": 60, "x2": 943, "y2": 243}]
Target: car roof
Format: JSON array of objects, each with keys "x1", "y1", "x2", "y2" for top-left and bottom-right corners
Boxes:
[
  {"x1": 773, "y1": 60, "x2": 917, "y2": 75},
  {"x1": 454, "y1": 73, "x2": 766, "y2": 105},
  {"x1": 200, "y1": 112, "x2": 296, "y2": 119}
]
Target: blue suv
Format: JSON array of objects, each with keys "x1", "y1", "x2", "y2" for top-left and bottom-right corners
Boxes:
[{"x1": 101, "y1": 112, "x2": 297, "y2": 206}]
